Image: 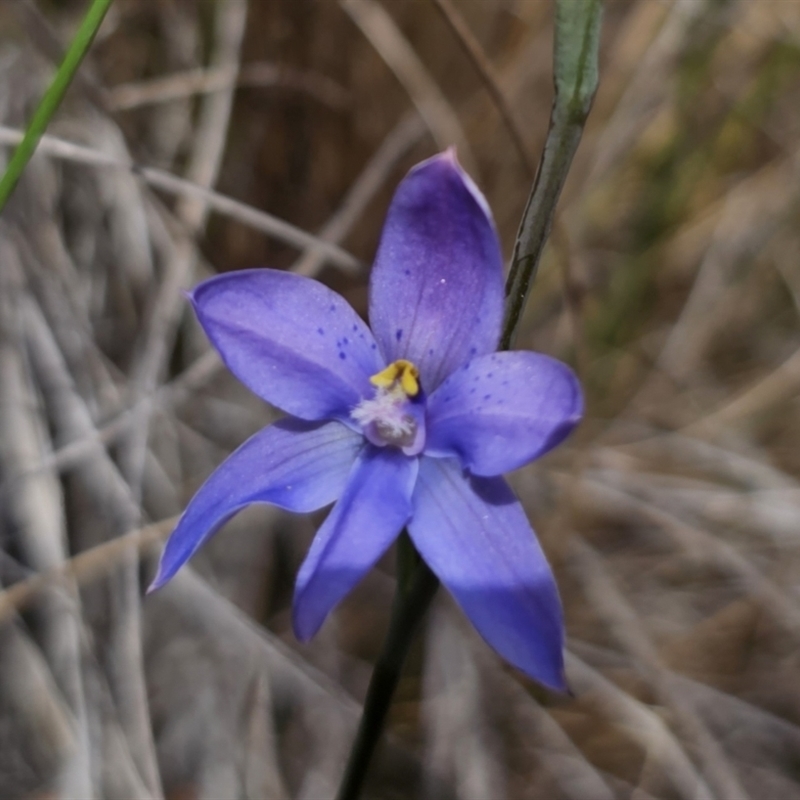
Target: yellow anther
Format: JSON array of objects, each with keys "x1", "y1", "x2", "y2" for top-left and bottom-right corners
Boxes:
[{"x1": 369, "y1": 359, "x2": 420, "y2": 397}]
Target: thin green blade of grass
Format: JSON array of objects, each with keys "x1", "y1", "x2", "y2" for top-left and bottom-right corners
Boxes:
[{"x1": 0, "y1": 0, "x2": 114, "y2": 213}]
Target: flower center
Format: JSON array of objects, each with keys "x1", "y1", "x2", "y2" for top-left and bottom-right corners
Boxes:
[
  {"x1": 370, "y1": 359, "x2": 420, "y2": 397},
  {"x1": 351, "y1": 359, "x2": 425, "y2": 455}
]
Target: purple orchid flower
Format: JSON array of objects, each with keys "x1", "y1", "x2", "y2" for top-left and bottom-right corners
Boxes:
[{"x1": 149, "y1": 151, "x2": 582, "y2": 690}]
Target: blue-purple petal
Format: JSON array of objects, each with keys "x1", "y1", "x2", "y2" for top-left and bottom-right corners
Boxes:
[
  {"x1": 368, "y1": 152, "x2": 504, "y2": 392},
  {"x1": 191, "y1": 270, "x2": 384, "y2": 421},
  {"x1": 149, "y1": 419, "x2": 362, "y2": 591},
  {"x1": 425, "y1": 351, "x2": 582, "y2": 476},
  {"x1": 408, "y1": 457, "x2": 566, "y2": 690},
  {"x1": 293, "y1": 447, "x2": 417, "y2": 640}
]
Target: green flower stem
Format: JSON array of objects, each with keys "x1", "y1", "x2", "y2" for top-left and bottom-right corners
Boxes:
[
  {"x1": 501, "y1": 0, "x2": 602, "y2": 350},
  {"x1": 336, "y1": 3, "x2": 602, "y2": 798},
  {"x1": 0, "y1": 0, "x2": 114, "y2": 213},
  {"x1": 335, "y1": 534, "x2": 439, "y2": 800}
]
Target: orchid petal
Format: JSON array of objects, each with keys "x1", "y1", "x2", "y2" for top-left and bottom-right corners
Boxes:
[
  {"x1": 426, "y1": 351, "x2": 582, "y2": 476},
  {"x1": 293, "y1": 447, "x2": 417, "y2": 640},
  {"x1": 408, "y1": 457, "x2": 566, "y2": 690},
  {"x1": 368, "y1": 152, "x2": 504, "y2": 392},
  {"x1": 150, "y1": 419, "x2": 362, "y2": 590},
  {"x1": 191, "y1": 270, "x2": 384, "y2": 421}
]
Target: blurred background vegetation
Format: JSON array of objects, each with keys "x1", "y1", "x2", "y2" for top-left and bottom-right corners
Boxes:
[{"x1": 2, "y1": 0, "x2": 800, "y2": 798}]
